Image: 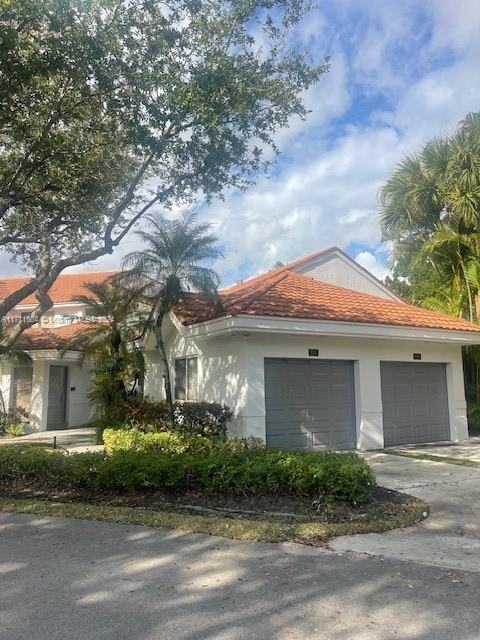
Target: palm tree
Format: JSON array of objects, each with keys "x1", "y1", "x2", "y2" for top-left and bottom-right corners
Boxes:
[
  {"x1": 419, "y1": 222, "x2": 480, "y2": 322},
  {"x1": 120, "y1": 213, "x2": 221, "y2": 421},
  {"x1": 379, "y1": 111, "x2": 480, "y2": 240},
  {"x1": 66, "y1": 281, "x2": 147, "y2": 418}
]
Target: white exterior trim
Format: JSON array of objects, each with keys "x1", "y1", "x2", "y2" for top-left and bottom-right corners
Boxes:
[{"x1": 178, "y1": 314, "x2": 480, "y2": 345}]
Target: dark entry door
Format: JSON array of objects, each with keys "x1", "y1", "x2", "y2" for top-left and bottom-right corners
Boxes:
[{"x1": 47, "y1": 365, "x2": 68, "y2": 429}]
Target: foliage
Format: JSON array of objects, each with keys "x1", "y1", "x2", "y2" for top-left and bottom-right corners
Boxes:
[
  {"x1": 380, "y1": 112, "x2": 480, "y2": 323},
  {"x1": 118, "y1": 212, "x2": 222, "y2": 418},
  {"x1": 95, "y1": 397, "x2": 232, "y2": 441},
  {"x1": 66, "y1": 281, "x2": 147, "y2": 419},
  {"x1": 103, "y1": 428, "x2": 264, "y2": 455},
  {"x1": 0, "y1": 406, "x2": 29, "y2": 435},
  {"x1": 0, "y1": 445, "x2": 375, "y2": 505},
  {"x1": 4, "y1": 424, "x2": 24, "y2": 437},
  {"x1": 0, "y1": 0, "x2": 326, "y2": 351},
  {"x1": 379, "y1": 113, "x2": 480, "y2": 429}
]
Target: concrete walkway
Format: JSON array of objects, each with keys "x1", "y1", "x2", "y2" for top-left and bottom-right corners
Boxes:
[
  {"x1": 388, "y1": 437, "x2": 480, "y2": 463},
  {"x1": 0, "y1": 427, "x2": 98, "y2": 451},
  {"x1": 332, "y1": 452, "x2": 480, "y2": 572}
]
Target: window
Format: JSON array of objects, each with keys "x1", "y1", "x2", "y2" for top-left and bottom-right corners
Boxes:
[
  {"x1": 11, "y1": 366, "x2": 33, "y2": 412},
  {"x1": 174, "y1": 357, "x2": 198, "y2": 401}
]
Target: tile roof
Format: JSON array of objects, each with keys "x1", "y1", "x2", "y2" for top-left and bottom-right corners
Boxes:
[
  {"x1": 175, "y1": 268, "x2": 480, "y2": 334},
  {"x1": 220, "y1": 247, "x2": 337, "y2": 295},
  {"x1": 16, "y1": 322, "x2": 95, "y2": 351},
  {"x1": 0, "y1": 271, "x2": 119, "y2": 305}
]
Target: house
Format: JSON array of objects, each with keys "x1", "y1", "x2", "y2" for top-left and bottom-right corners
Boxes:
[
  {"x1": 143, "y1": 247, "x2": 480, "y2": 450},
  {"x1": 4, "y1": 248, "x2": 480, "y2": 449},
  {"x1": 0, "y1": 271, "x2": 117, "y2": 431}
]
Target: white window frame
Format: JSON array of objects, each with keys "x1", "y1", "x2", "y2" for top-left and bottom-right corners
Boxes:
[{"x1": 174, "y1": 356, "x2": 198, "y2": 401}]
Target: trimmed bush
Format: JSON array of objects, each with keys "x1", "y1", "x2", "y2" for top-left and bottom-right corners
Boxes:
[
  {"x1": 103, "y1": 428, "x2": 264, "y2": 455},
  {"x1": 0, "y1": 445, "x2": 375, "y2": 505},
  {"x1": 95, "y1": 398, "x2": 232, "y2": 441}
]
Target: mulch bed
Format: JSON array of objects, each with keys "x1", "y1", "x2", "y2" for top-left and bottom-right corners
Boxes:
[{"x1": 0, "y1": 483, "x2": 423, "y2": 525}]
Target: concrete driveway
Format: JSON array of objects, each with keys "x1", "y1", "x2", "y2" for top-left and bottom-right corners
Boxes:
[
  {"x1": 332, "y1": 452, "x2": 480, "y2": 572},
  {"x1": 387, "y1": 436, "x2": 480, "y2": 463}
]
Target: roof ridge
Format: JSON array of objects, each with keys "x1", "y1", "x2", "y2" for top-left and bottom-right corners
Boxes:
[
  {"x1": 226, "y1": 269, "x2": 291, "y2": 316},
  {"x1": 221, "y1": 247, "x2": 339, "y2": 294}
]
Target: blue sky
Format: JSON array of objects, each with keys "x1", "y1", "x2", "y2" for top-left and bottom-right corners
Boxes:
[{"x1": 2, "y1": 0, "x2": 480, "y2": 285}]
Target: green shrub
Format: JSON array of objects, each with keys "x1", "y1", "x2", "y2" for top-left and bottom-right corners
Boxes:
[
  {"x1": 95, "y1": 397, "x2": 232, "y2": 442},
  {"x1": 4, "y1": 423, "x2": 24, "y2": 437},
  {"x1": 0, "y1": 407, "x2": 29, "y2": 435},
  {"x1": 0, "y1": 446, "x2": 102, "y2": 490},
  {"x1": 0, "y1": 444, "x2": 375, "y2": 505},
  {"x1": 103, "y1": 428, "x2": 264, "y2": 455}
]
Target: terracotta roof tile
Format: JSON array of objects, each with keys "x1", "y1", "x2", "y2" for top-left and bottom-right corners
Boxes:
[
  {"x1": 16, "y1": 322, "x2": 95, "y2": 351},
  {"x1": 221, "y1": 247, "x2": 337, "y2": 294},
  {"x1": 0, "y1": 271, "x2": 119, "y2": 305},
  {"x1": 175, "y1": 269, "x2": 480, "y2": 334}
]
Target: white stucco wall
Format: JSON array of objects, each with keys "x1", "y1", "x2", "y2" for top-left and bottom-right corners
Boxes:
[
  {"x1": 146, "y1": 326, "x2": 469, "y2": 450},
  {"x1": 144, "y1": 321, "x2": 249, "y2": 436},
  {"x1": 294, "y1": 253, "x2": 397, "y2": 300},
  {"x1": 237, "y1": 334, "x2": 468, "y2": 449},
  {"x1": 0, "y1": 355, "x2": 94, "y2": 432}
]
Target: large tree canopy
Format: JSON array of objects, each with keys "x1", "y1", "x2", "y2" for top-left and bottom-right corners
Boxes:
[{"x1": 0, "y1": 0, "x2": 327, "y2": 349}]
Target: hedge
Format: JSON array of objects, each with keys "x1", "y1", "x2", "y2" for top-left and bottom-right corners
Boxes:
[
  {"x1": 95, "y1": 398, "x2": 233, "y2": 443},
  {"x1": 0, "y1": 444, "x2": 375, "y2": 505},
  {"x1": 103, "y1": 428, "x2": 264, "y2": 455}
]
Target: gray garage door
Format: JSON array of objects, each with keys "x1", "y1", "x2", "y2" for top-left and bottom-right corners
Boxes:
[
  {"x1": 380, "y1": 362, "x2": 450, "y2": 447},
  {"x1": 264, "y1": 358, "x2": 356, "y2": 451}
]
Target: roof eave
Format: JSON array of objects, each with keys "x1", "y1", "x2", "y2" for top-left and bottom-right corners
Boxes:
[{"x1": 181, "y1": 313, "x2": 480, "y2": 344}]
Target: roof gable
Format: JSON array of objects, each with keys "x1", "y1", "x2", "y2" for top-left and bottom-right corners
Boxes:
[{"x1": 289, "y1": 247, "x2": 400, "y2": 301}]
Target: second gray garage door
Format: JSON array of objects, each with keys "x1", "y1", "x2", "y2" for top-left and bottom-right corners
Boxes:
[
  {"x1": 264, "y1": 358, "x2": 356, "y2": 450},
  {"x1": 381, "y1": 362, "x2": 450, "y2": 447}
]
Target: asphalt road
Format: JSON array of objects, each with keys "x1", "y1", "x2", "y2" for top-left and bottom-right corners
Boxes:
[{"x1": 1, "y1": 511, "x2": 479, "y2": 640}]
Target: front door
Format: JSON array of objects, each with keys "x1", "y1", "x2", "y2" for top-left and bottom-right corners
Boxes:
[{"x1": 47, "y1": 366, "x2": 68, "y2": 429}]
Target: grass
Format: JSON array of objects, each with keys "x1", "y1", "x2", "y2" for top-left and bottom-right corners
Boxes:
[
  {"x1": 0, "y1": 492, "x2": 428, "y2": 545},
  {"x1": 384, "y1": 449, "x2": 480, "y2": 468}
]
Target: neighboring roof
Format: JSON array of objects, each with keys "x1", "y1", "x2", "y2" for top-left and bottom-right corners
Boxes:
[
  {"x1": 16, "y1": 322, "x2": 94, "y2": 351},
  {"x1": 175, "y1": 268, "x2": 480, "y2": 334},
  {"x1": 0, "y1": 271, "x2": 119, "y2": 305}
]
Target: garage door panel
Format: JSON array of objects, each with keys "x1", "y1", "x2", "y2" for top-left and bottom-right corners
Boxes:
[
  {"x1": 268, "y1": 432, "x2": 310, "y2": 450},
  {"x1": 381, "y1": 362, "x2": 449, "y2": 447},
  {"x1": 265, "y1": 358, "x2": 356, "y2": 451}
]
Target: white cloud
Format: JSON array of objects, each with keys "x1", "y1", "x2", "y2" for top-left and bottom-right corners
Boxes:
[
  {"x1": 207, "y1": 126, "x2": 407, "y2": 283},
  {"x1": 354, "y1": 250, "x2": 390, "y2": 280}
]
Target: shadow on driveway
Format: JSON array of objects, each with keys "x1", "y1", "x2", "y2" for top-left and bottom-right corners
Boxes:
[{"x1": 0, "y1": 511, "x2": 479, "y2": 640}]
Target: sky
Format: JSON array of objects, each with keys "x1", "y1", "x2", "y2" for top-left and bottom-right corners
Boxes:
[{"x1": 2, "y1": 0, "x2": 480, "y2": 285}]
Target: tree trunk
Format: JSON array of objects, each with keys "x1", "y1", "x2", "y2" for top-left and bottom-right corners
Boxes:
[{"x1": 155, "y1": 309, "x2": 175, "y2": 428}]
